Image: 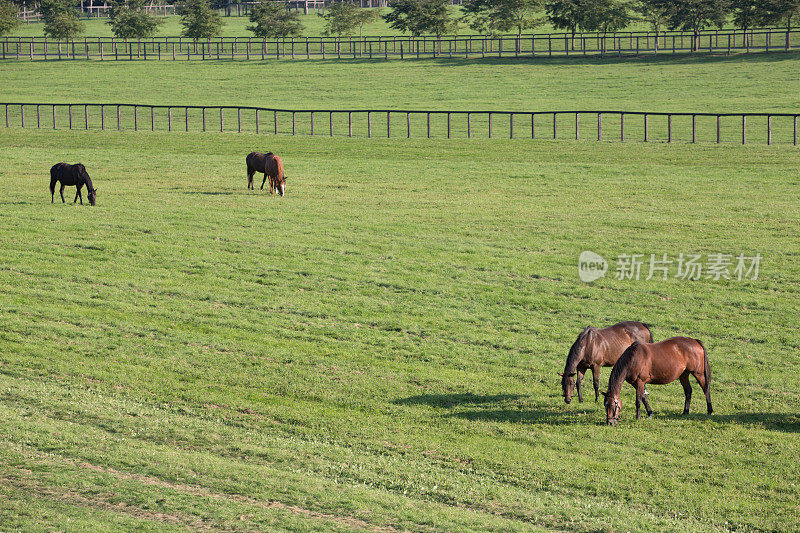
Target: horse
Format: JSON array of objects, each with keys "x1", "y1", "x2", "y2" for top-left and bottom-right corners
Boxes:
[
  {"x1": 246, "y1": 152, "x2": 287, "y2": 195},
  {"x1": 602, "y1": 337, "x2": 713, "y2": 426},
  {"x1": 246, "y1": 152, "x2": 270, "y2": 190},
  {"x1": 262, "y1": 153, "x2": 286, "y2": 196},
  {"x1": 50, "y1": 163, "x2": 97, "y2": 206},
  {"x1": 559, "y1": 321, "x2": 653, "y2": 404}
]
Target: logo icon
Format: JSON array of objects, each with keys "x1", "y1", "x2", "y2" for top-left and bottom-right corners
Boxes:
[{"x1": 578, "y1": 251, "x2": 608, "y2": 282}]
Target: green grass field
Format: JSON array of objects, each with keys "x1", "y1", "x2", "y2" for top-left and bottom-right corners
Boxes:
[{"x1": 1, "y1": 53, "x2": 800, "y2": 531}]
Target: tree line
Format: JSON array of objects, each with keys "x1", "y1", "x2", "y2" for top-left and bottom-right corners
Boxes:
[{"x1": 1, "y1": 0, "x2": 798, "y2": 51}]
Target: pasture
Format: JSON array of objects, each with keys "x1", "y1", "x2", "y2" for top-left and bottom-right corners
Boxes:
[{"x1": 1, "y1": 53, "x2": 799, "y2": 531}]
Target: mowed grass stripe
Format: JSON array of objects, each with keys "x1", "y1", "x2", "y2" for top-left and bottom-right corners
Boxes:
[{"x1": 1, "y1": 129, "x2": 799, "y2": 531}]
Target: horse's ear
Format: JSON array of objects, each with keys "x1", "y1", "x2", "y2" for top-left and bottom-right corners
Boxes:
[
  {"x1": 600, "y1": 391, "x2": 608, "y2": 397},
  {"x1": 557, "y1": 372, "x2": 564, "y2": 377},
  {"x1": 568, "y1": 372, "x2": 576, "y2": 377}
]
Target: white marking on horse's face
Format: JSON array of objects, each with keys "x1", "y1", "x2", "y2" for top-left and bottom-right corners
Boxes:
[{"x1": 278, "y1": 183, "x2": 285, "y2": 197}]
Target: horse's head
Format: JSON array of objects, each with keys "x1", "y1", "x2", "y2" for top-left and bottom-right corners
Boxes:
[
  {"x1": 601, "y1": 391, "x2": 620, "y2": 426},
  {"x1": 277, "y1": 176, "x2": 286, "y2": 197},
  {"x1": 88, "y1": 187, "x2": 98, "y2": 206},
  {"x1": 76, "y1": 164, "x2": 97, "y2": 206},
  {"x1": 558, "y1": 371, "x2": 577, "y2": 403}
]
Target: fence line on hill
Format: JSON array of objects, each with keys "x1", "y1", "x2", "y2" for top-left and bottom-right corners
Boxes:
[
  {"x1": 3, "y1": 102, "x2": 799, "y2": 146},
  {"x1": 1, "y1": 28, "x2": 797, "y2": 61}
]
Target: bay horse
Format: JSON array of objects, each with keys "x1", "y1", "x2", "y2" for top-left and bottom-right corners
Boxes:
[
  {"x1": 50, "y1": 163, "x2": 97, "y2": 206},
  {"x1": 602, "y1": 337, "x2": 713, "y2": 426},
  {"x1": 559, "y1": 321, "x2": 653, "y2": 404},
  {"x1": 246, "y1": 152, "x2": 287, "y2": 195}
]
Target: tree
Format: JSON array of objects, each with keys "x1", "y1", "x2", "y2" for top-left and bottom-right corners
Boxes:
[
  {"x1": 649, "y1": 0, "x2": 730, "y2": 51},
  {"x1": 758, "y1": 0, "x2": 800, "y2": 50},
  {"x1": 319, "y1": 1, "x2": 377, "y2": 39},
  {"x1": 177, "y1": 0, "x2": 224, "y2": 39},
  {"x1": 634, "y1": 0, "x2": 670, "y2": 51},
  {"x1": 107, "y1": 0, "x2": 164, "y2": 39},
  {"x1": 40, "y1": 0, "x2": 84, "y2": 39},
  {"x1": 0, "y1": 0, "x2": 20, "y2": 37},
  {"x1": 580, "y1": 0, "x2": 632, "y2": 32},
  {"x1": 462, "y1": 0, "x2": 544, "y2": 36},
  {"x1": 546, "y1": 0, "x2": 584, "y2": 45},
  {"x1": 383, "y1": 0, "x2": 456, "y2": 37},
  {"x1": 247, "y1": 0, "x2": 303, "y2": 38}
]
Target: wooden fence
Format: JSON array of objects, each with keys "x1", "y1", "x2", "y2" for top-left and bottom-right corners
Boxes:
[
  {"x1": 1, "y1": 28, "x2": 797, "y2": 61},
  {"x1": 3, "y1": 103, "x2": 799, "y2": 145}
]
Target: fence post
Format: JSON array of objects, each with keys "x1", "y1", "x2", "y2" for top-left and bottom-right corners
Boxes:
[
  {"x1": 742, "y1": 115, "x2": 746, "y2": 144},
  {"x1": 489, "y1": 112, "x2": 492, "y2": 138},
  {"x1": 202, "y1": 107, "x2": 206, "y2": 131},
  {"x1": 274, "y1": 110, "x2": 277, "y2": 134},
  {"x1": 407, "y1": 112, "x2": 410, "y2": 138},
  {"x1": 467, "y1": 112, "x2": 471, "y2": 138},
  {"x1": 69, "y1": 104, "x2": 73, "y2": 129},
  {"x1": 387, "y1": 111, "x2": 390, "y2": 138},
  {"x1": 292, "y1": 111, "x2": 296, "y2": 135},
  {"x1": 151, "y1": 106, "x2": 155, "y2": 130},
  {"x1": 716, "y1": 115, "x2": 720, "y2": 143},
  {"x1": 220, "y1": 107, "x2": 224, "y2": 132},
  {"x1": 367, "y1": 111, "x2": 371, "y2": 137},
  {"x1": 117, "y1": 105, "x2": 121, "y2": 130},
  {"x1": 348, "y1": 111, "x2": 352, "y2": 137},
  {"x1": 4, "y1": 104, "x2": 8, "y2": 128},
  {"x1": 575, "y1": 112, "x2": 579, "y2": 140},
  {"x1": 37, "y1": 104, "x2": 40, "y2": 129},
  {"x1": 447, "y1": 112, "x2": 451, "y2": 139},
  {"x1": 168, "y1": 107, "x2": 172, "y2": 131},
  {"x1": 311, "y1": 111, "x2": 314, "y2": 135},
  {"x1": 134, "y1": 105, "x2": 137, "y2": 131},
  {"x1": 794, "y1": 115, "x2": 797, "y2": 146},
  {"x1": 329, "y1": 111, "x2": 333, "y2": 136},
  {"x1": 767, "y1": 115, "x2": 772, "y2": 145},
  {"x1": 644, "y1": 113, "x2": 648, "y2": 142},
  {"x1": 597, "y1": 113, "x2": 603, "y2": 140},
  {"x1": 20, "y1": 105, "x2": 24, "y2": 128},
  {"x1": 53, "y1": 104, "x2": 57, "y2": 129},
  {"x1": 531, "y1": 113, "x2": 535, "y2": 139},
  {"x1": 620, "y1": 112, "x2": 624, "y2": 141},
  {"x1": 238, "y1": 107, "x2": 242, "y2": 133},
  {"x1": 185, "y1": 107, "x2": 189, "y2": 132},
  {"x1": 256, "y1": 109, "x2": 260, "y2": 134},
  {"x1": 553, "y1": 112, "x2": 557, "y2": 139},
  {"x1": 427, "y1": 112, "x2": 430, "y2": 138}
]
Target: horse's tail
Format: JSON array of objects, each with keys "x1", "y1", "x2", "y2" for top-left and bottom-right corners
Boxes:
[
  {"x1": 697, "y1": 339, "x2": 710, "y2": 386},
  {"x1": 642, "y1": 322, "x2": 654, "y2": 343}
]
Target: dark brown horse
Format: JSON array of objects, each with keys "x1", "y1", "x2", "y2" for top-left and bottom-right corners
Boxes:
[
  {"x1": 50, "y1": 163, "x2": 97, "y2": 206},
  {"x1": 560, "y1": 321, "x2": 653, "y2": 404},
  {"x1": 246, "y1": 152, "x2": 269, "y2": 190},
  {"x1": 602, "y1": 337, "x2": 713, "y2": 426}
]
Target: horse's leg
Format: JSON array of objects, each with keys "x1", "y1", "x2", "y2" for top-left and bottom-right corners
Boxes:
[
  {"x1": 591, "y1": 364, "x2": 601, "y2": 403},
  {"x1": 60, "y1": 184, "x2": 66, "y2": 203},
  {"x1": 695, "y1": 370, "x2": 713, "y2": 414},
  {"x1": 679, "y1": 373, "x2": 692, "y2": 414},
  {"x1": 247, "y1": 169, "x2": 254, "y2": 190},
  {"x1": 634, "y1": 381, "x2": 646, "y2": 419},
  {"x1": 75, "y1": 185, "x2": 83, "y2": 205},
  {"x1": 260, "y1": 174, "x2": 267, "y2": 190},
  {"x1": 641, "y1": 386, "x2": 653, "y2": 417},
  {"x1": 575, "y1": 369, "x2": 585, "y2": 403}
]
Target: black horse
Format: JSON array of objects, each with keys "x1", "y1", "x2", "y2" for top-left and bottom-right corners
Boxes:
[{"x1": 50, "y1": 163, "x2": 97, "y2": 206}]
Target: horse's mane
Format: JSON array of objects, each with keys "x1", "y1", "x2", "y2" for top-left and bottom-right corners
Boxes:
[
  {"x1": 608, "y1": 341, "x2": 638, "y2": 392},
  {"x1": 564, "y1": 327, "x2": 591, "y2": 372}
]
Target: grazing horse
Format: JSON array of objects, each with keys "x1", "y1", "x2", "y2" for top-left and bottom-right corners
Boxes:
[
  {"x1": 50, "y1": 163, "x2": 97, "y2": 206},
  {"x1": 262, "y1": 153, "x2": 286, "y2": 196},
  {"x1": 246, "y1": 152, "x2": 269, "y2": 190},
  {"x1": 602, "y1": 337, "x2": 713, "y2": 426},
  {"x1": 559, "y1": 321, "x2": 653, "y2": 404}
]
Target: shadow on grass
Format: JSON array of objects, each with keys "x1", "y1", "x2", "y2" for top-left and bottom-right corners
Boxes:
[
  {"x1": 177, "y1": 190, "x2": 238, "y2": 196},
  {"x1": 445, "y1": 407, "x2": 599, "y2": 426},
  {"x1": 394, "y1": 393, "x2": 523, "y2": 409},
  {"x1": 663, "y1": 411, "x2": 800, "y2": 432}
]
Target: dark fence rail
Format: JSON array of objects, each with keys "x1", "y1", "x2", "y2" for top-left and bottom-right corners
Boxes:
[
  {"x1": 1, "y1": 28, "x2": 797, "y2": 61},
  {"x1": 3, "y1": 103, "x2": 798, "y2": 145}
]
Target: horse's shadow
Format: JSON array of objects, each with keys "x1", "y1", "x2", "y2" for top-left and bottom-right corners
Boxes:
[
  {"x1": 662, "y1": 411, "x2": 800, "y2": 433},
  {"x1": 394, "y1": 393, "x2": 595, "y2": 426}
]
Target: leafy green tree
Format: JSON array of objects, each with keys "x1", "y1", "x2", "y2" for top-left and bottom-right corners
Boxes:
[
  {"x1": 546, "y1": 0, "x2": 584, "y2": 44},
  {"x1": 580, "y1": 0, "x2": 632, "y2": 32},
  {"x1": 461, "y1": 0, "x2": 502, "y2": 35},
  {"x1": 0, "y1": 0, "x2": 21, "y2": 37},
  {"x1": 384, "y1": 0, "x2": 456, "y2": 37},
  {"x1": 463, "y1": 0, "x2": 544, "y2": 36},
  {"x1": 758, "y1": 0, "x2": 800, "y2": 49},
  {"x1": 40, "y1": 0, "x2": 84, "y2": 39},
  {"x1": 634, "y1": 0, "x2": 670, "y2": 51},
  {"x1": 107, "y1": 0, "x2": 164, "y2": 39},
  {"x1": 649, "y1": 0, "x2": 730, "y2": 50},
  {"x1": 319, "y1": 2, "x2": 377, "y2": 38},
  {"x1": 247, "y1": 0, "x2": 303, "y2": 38},
  {"x1": 177, "y1": 0, "x2": 224, "y2": 39}
]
